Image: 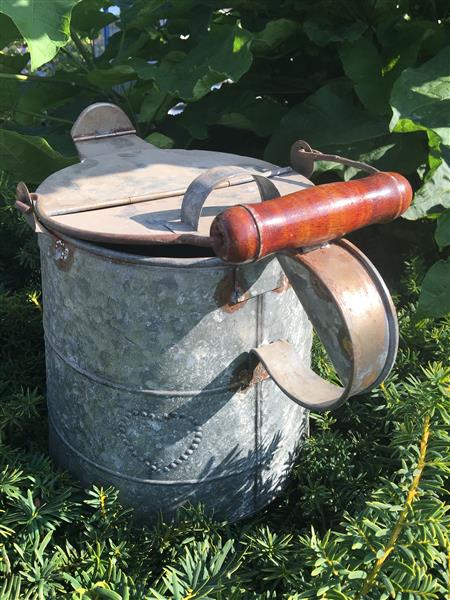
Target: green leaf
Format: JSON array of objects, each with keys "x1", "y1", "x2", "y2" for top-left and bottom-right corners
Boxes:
[
  {"x1": 347, "y1": 570, "x2": 366, "y2": 580},
  {"x1": 251, "y1": 19, "x2": 301, "y2": 55},
  {"x1": 93, "y1": 588, "x2": 122, "y2": 600},
  {"x1": 390, "y1": 47, "x2": 450, "y2": 219},
  {"x1": 0, "y1": 12, "x2": 20, "y2": 49},
  {"x1": 390, "y1": 45, "x2": 450, "y2": 146},
  {"x1": 130, "y1": 24, "x2": 253, "y2": 101},
  {"x1": 417, "y1": 258, "x2": 450, "y2": 318},
  {"x1": 339, "y1": 37, "x2": 390, "y2": 115},
  {"x1": 145, "y1": 132, "x2": 174, "y2": 149},
  {"x1": 71, "y1": 0, "x2": 117, "y2": 38},
  {"x1": 0, "y1": 0, "x2": 80, "y2": 71},
  {"x1": 178, "y1": 88, "x2": 287, "y2": 139},
  {"x1": 303, "y1": 20, "x2": 366, "y2": 46},
  {"x1": 0, "y1": 128, "x2": 76, "y2": 183},
  {"x1": 343, "y1": 132, "x2": 427, "y2": 179},
  {"x1": 435, "y1": 210, "x2": 450, "y2": 251},
  {"x1": 87, "y1": 65, "x2": 137, "y2": 88},
  {"x1": 137, "y1": 84, "x2": 169, "y2": 124},
  {"x1": 404, "y1": 147, "x2": 450, "y2": 219},
  {"x1": 264, "y1": 80, "x2": 387, "y2": 166},
  {"x1": 0, "y1": 51, "x2": 28, "y2": 73},
  {"x1": 0, "y1": 77, "x2": 19, "y2": 112},
  {"x1": 13, "y1": 78, "x2": 80, "y2": 125}
]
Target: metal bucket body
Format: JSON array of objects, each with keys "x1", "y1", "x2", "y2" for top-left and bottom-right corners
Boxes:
[{"x1": 39, "y1": 232, "x2": 311, "y2": 521}]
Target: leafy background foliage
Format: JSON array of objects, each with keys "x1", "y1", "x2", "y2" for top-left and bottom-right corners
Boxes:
[
  {"x1": 0, "y1": 0, "x2": 449, "y2": 315},
  {"x1": 0, "y1": 1, "x2": 449, "y2": 598}
]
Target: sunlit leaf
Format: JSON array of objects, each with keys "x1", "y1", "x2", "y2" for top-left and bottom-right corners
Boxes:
[
  {"x1": 130, "y1": 24, "x2": 253, "y2": 101},
  {"x1": 0, "y1": 0, "x2": 80, "y2": 70}
]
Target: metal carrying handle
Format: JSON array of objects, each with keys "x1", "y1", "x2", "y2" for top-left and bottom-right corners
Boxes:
[
  {"x1": 183, "y1": 162, "x2": 398, "y2": 411},
  {"x1": 15, "y1": 182, "x2": 45, "y2": 233},
  {"x1": 180, "y1": 165, "x2": 282, "y2": 230},
  {"x1": 252, "y1": 239, "x2": 398, "y2": 411},
  {"x1": 290, "y1": 140, "x2": 380, "y2": 178}
]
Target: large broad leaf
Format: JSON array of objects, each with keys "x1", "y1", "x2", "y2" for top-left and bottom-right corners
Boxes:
[
  {"x1": 341, "y1": 132, "x2": 427, "y2": 181},
  {"x1": 178, "y1": 88, "x2": 287, "y2": 139},
  {"x1": 0, "y1": 0, "x2": 80, "y2": 71},
  {"x1": 0, "y1": 12, "x2": 19, "y2": 49},
  {"x1": 404, "y1": 147, "x2": 450, "y2": 219},
  {"x1": 339, "y1": 38, "x2": 390, "y2": 116},
  {"x1": 265, "y1": 80, "x2": 387, "y2": 166},
  {"x1": 145, "y1": 132, "x2": 174, "y2": 149},
  {"x1": 87, "y1": 65, "x2": 137, "y2": 88},
  {"x1": 251, "y1": 19, "x2": 301, "y2": 55},
  {"x1": 71, "y1": 0, "x2": 117, "y2": 38},
  {"x1": 303, "y1": 19, "x2": 366, "y2": 46},
  {"x1": 119, "y1": 0, "x2": 201, "y2": 31},
  {"x1": 0, "y1": 77, "x2": 19, "y2": 112},
  {"x1": 130, "y1": 24, "x2": 253, "y2": 102},
  {"x1": 435, "y1": 210, "x2": 450, "y2": 251},
  {"x1": 417, "y1": 258, "x2": 450, "y2": 318},
  {"x1": 390, "y1": 46, "x2": 450, "y2": 219},
  {"x1": 137, "y1": 84, "x2": 170, "y2": 124},
  {"x1": 12, "y1": 78, "x2": 80, "y2": 125},
  {"x1": 390, "y1": 46, "x2": 450, "y2": 146},
  {"x1": 0, "y1": 129, "x2": 75, "y2": 183}
]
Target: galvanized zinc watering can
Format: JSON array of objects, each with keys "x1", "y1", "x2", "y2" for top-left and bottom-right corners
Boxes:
[{"x1": 16, "y1": 103, "x2": 412, "y2": 521}]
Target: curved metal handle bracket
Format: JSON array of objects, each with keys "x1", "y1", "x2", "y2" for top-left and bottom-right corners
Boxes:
[
  {"x1": 290, "y1": 140, "x2": 380, "y2": 178},
  {"x1": 252, "y1": 239, "x2": 398, "y2": 412},
  {"x1": 180, "y1": 165, "x2": 282, "y2": 230},
  {"x1": 15, "y1": 182, "x2": 45, "y2": 233}
]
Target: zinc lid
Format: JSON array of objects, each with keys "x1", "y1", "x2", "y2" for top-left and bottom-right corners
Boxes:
[{"x1": 34, "y1": 103, "x2": 312, "y2": 246}]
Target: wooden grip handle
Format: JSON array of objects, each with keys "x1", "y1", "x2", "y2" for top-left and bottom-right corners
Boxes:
[{"x1": 210, "y1": 172, "x2": 412, "y2": 263}]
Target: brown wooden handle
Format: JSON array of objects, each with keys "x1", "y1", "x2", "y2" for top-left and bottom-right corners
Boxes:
[{"x1": 210, "y1": 172, "x2": 412, "y2": 263}]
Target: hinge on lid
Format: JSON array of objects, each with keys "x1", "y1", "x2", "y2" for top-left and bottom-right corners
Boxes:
[
  {"x1": 72, "y1": 128, "x2": 137, "y2": 143},
  {"x1": 71, "y1": 102, "x2": 136, "y2": 142},
  {"x1": 70, "y1": 102, "x2": 144, "y2": 159}
]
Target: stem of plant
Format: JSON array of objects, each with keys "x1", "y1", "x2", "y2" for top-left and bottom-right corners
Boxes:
[
  {"x1": 70, "y1": 27, "x2": 95, "y2": 69},
  {"x1": 356, "y1": 414, "x2": 431, "y2": 598},
  {"x1": 60, "y1": 46, "x2": 89, "y2": 73}
]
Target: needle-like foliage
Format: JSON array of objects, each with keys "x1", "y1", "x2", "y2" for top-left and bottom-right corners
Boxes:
[{"x1": 1, "y1": 166, "x2": 449, "y2": 599}]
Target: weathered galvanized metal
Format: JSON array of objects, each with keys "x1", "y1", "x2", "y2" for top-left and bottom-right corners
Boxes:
[
  {"x1": 16, "y1": 103, "x2": 399, "y2": 521},
  {"x1": 39, "y1": 231, "x2": 311, "y2": 521}
]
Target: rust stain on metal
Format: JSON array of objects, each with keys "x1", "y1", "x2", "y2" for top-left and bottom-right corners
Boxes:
[
  {"x1": 249, "y1": 361, "x2": 270, "y2": 385},
  {"x1": 235, "y1": 361, "x2": 270, "y2": 390},
  {"x1": 214, "y1": 271, "x2": 248, "y2": 313},
  {"x1": 273, "y1": 274, "x2": 290, "y2": 294},
  {"x1": 52, "y1": 238, "x2": 74, "y2": 271},
  {"x1": 338, "y1": 330, "x2": 353, "y2": 358}
]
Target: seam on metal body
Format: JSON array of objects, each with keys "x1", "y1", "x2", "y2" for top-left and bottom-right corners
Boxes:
[
  {"x1": 45, "y1": 333, "x2": 245, "y2": 396},
  {"x1": 49, "y1": 416, "x2": 254, "y2": 486},
  {"x1": 253, "y1": 293, "x2": 264, "y2": 509}
]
